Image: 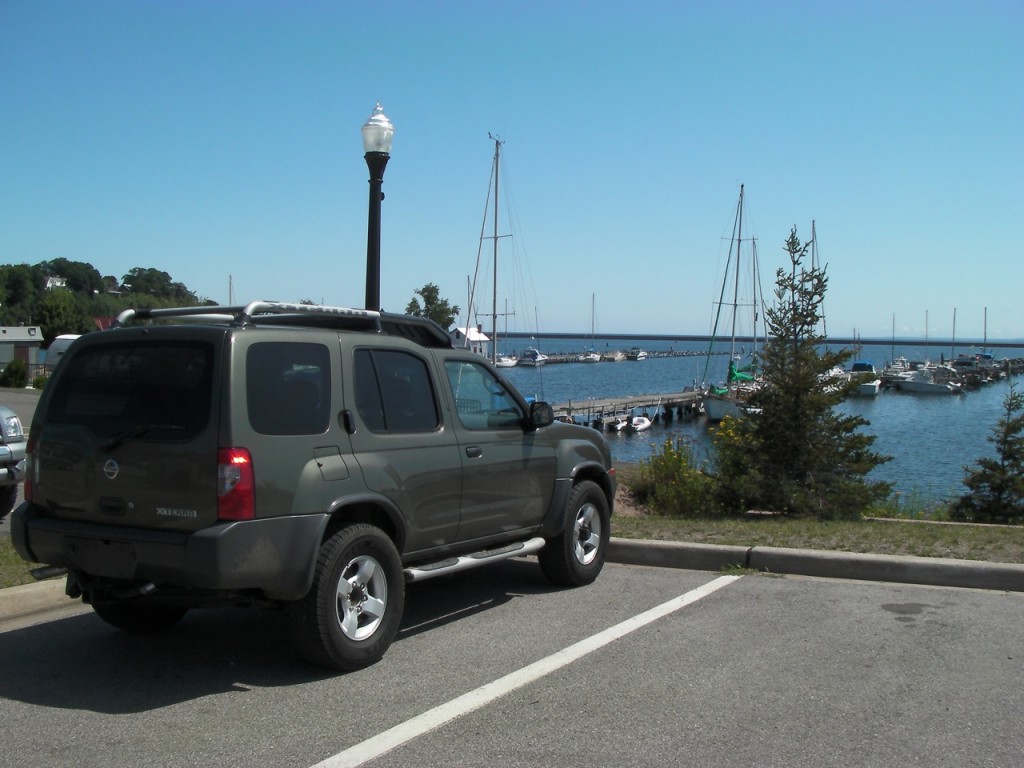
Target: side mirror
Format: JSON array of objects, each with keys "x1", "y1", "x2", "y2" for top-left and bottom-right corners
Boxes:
[{"x1": 528, "y1": 401, "x2": 555, "y2": 431}]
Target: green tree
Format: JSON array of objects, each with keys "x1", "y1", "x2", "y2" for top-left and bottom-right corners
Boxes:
[
  {"x1": 0, "y1": 264, "x2": 43, "y2": 326},
  {"x1": 37, "y1": 288, "x2": 91, "y2": 344},
  {"x1": 953, "y1": 384, "x2": 1024, "y2": 524},
  {"x1": 122, "y1": 267, "x2": 199, "y2": 305},
  {"x1": 714, "y1": 228, "x2": 890, "y2": 519},
  {"x1": 405, "y1": 283, "x2": 459, "y2": 329},
  {"x1": 38, "y1": 258, "x2": 104, "y2": 295}
]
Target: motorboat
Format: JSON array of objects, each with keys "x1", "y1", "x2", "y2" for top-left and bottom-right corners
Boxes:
[
  {"x1": 626, "y1": 347, "x2": 648, "y2": 361},
  {"x1": 495, "y1": 354, "x2": 519, "y2": 368},
  {"x1": 897, "y1": 367, "x2": 962, "y2": 394},
  {"x1": 854, "y1": 378, "x2": 882, "y2": 396},
  {"x1": 848, "y1": 361, "x2": 881, "y2": 396},
  {"x1": 518, "y1": 348, "x2": 548, "y2": 367}
]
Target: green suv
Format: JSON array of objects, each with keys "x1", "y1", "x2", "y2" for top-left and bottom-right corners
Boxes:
[{"x1": 12, "y1": 302, "x2": 615, "y2": 670}]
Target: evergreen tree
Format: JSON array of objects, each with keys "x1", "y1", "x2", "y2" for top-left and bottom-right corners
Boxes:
[
  {"x1": 953, "y1": 384, "x2": 1024, "y2": 524},
  {"x1": 714, "y1": 228, "x2": 891, "y2": 519},
  {"x1": 405, "y1": 283, "x2": 459, "y2": 329}
]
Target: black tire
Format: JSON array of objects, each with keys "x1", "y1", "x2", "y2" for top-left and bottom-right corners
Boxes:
[
  {"x1": 0, "y1": 485, "x2": 16, "y2": 521},
  {"x1": 538, "y1": 480, "x2": 610, "y2": 586},
  {"x1": 287, "y1": 523, "x2": 404, "y2": 671},
  {"x1": 92, "y1": 601, "x2": 188, "y2": 633}
]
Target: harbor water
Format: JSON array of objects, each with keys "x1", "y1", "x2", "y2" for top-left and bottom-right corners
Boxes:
[{"x1": 498, "y1": 336, "x2": 1021, "y2": 505}]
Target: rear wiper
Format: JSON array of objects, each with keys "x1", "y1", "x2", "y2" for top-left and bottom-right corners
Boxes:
[{"x1": 103, "y1": 424, "x2": 186, "y2": 452}]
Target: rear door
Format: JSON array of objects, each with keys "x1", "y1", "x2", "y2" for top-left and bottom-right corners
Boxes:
[{"x1": 345, "y1": 343, "x2": 462, "y2": 555}]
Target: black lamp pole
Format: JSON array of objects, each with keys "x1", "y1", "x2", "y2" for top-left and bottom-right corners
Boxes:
[
  {"x1": 361, "y1": 102, "x2": 394, "y2": 312},
  {"x1": 364, "y1": 150, "x2": 389, "y2": 311}
]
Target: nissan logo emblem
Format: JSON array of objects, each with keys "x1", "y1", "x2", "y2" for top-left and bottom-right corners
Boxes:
[{"x1": 103, "y1": 459, "x2": 120, "y2": 480}]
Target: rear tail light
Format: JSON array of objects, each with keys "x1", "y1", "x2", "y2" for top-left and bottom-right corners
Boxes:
[
  {"x1": 24, "y1": 433, "x2": 36, "y2": 502},
  {"x1": 217, "y1": 447, "x2": 255, "y2": 521}
]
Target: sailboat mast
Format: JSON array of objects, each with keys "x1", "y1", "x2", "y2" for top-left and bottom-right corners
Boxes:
[
  {"x1": 490, "y1": 136, "x2": 501, "y2": 363},
  {"x1": 811, "y1": 219, "x2": 826, "y2": 339},
  {"x1": 728, "y1": 184, "x2": 744, "y2": 359}
]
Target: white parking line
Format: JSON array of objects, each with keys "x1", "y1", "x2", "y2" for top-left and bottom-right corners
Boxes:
[{"x1": 312, "y1": 574, "x2": 742, "y2": 768}]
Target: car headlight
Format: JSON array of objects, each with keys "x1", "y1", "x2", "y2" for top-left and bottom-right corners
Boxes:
[{"x1": 2, "y1": 415, "x2": 24, "y2": 440}]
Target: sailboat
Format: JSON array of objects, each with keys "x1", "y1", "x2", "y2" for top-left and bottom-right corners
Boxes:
[
  {"x1": 462, "y1": 134, "x2": 522, "y2": 367},
  {"x1": 580, "y1": 294, "x2": 601, "y2": 363},
  {"x1": 701, "y1": 184, "x2": 764, "y2": 421}
]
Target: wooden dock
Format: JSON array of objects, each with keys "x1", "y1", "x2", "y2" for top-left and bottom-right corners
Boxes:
[{"x1": 551, "y1": 390, "x2": 703, "y2": 428}]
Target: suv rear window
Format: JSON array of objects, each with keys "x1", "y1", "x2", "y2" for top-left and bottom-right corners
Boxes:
[
  {"x1": 46, "y1": 341, "x2": 213, "y2": 440},
  {"x1": 247, "y1": 342, "x2": 331, "y2": 435}
]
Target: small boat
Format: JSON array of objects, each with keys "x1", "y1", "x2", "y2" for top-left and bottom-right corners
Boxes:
[
  {"x1": 578, "y1": 351, "x2": 601, "y2": 363},
  {"x1": 494, "y1": 354, "x2": 519, "y2": 368},
  {"x1": 518, "y1": 348, "x2": 548, "y2": 367},
  {"x1": 612, "y1": 413, "x2": 653, "y2": 433},
  {"x1": 626, "y1": 347, "x2": 648, "y2": 361},
  {"x1": 628, "y1": 415, "x2": 652, "y2": 432},
  {"x1": 854, "y1": 378, "x2": 882, "y2": 397},
  {"x1": 601, "y1": 350, "x2": 626, "y2": 362}
]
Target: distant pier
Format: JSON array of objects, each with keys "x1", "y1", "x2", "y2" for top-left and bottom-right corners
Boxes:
[{"x1": 551, "y1": 390, "x2": 703, "y2": 429}]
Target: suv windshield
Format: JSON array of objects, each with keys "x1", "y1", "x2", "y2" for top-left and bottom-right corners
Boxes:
[{"x1": 46, "y1": 341, "x2": 214, "y2": 441}]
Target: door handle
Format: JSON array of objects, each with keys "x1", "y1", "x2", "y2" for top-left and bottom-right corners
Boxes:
[{"x1": 465, "y1": 446, "x2": 482, "y2": 458}]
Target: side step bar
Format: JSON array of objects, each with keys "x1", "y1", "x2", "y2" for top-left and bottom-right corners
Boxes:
[{"x1": 404, "y1": 537, "x2": 546, "y2": 583}]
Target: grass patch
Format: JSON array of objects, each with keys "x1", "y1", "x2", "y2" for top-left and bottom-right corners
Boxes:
[{"x1": 0, "y1": 537, "x2": 39, "y2": 589}]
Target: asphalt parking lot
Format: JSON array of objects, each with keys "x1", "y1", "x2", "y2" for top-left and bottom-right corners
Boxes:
[{"x1": 1, "y1": 559, "x2": 1022, "y2": 768}]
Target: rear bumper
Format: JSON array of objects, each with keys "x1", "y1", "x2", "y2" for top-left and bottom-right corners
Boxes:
[{"x1": 11, "y1": 502, "x2": 328, "y2": 601}]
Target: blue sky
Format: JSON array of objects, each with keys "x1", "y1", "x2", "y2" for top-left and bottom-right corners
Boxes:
[{"x1": 2, "y1": 1, "x2": 1021, "y2": 340}]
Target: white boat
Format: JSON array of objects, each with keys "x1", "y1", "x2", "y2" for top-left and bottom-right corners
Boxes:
[
  {"x1": 518, "y1": 348, "x2": 548, "y2": 367},
  {"x1": 579, "y1": 351, "x2": 601, "y2": 363},
  {"x1": 699, "y1": 185, "x2": 765, "y2": 421},
  {"x1": 612, "y1": 413, "x2": 653, "y2": 433},
  {"x1": 897, "y1": 367, "x2": 962, "y2": 394},
  {"x1": 495, "y1": 355, "x2": 519, "y2": 368},
  {"x1": 855, "y1": 378, "x2": 882, "y2": 397},
  {"x1": 601, "y1": 350, "x2": 626, "y2": 362},
  {"x1": 626, "y1": 347, "x2": 648, "y2": 361},
  {"x1": 626, "y1": 415, "x2": 652, "y2": 432}
]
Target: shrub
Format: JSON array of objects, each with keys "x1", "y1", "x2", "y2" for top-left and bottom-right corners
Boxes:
[
  {"x1": 634, "y1": 438, "x2": 721, "y2": 517},
  {"x1": 0, "y1": 359, "x2": 28, "y2": 389}
]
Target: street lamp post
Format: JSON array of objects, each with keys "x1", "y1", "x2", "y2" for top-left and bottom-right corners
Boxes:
[{"x1": 361, "y1": 102, "x2": 394, "y2": 311}]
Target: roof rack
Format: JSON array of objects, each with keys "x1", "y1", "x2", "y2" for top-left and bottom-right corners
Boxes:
[{"x1": 113, "y1": 301, "x2": 454, "y2": 349}]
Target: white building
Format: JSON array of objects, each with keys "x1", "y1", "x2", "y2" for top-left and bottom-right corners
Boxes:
[{"x1": 449, "y1": 325, "x2": 490, "y2": 356}]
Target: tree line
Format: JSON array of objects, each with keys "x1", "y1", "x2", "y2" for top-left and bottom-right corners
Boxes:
[{"x1": 0, "y1": 259, "x2": 205, "y2": 346}]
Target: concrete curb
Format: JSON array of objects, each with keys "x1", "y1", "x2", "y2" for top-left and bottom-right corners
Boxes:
[
  {"x1": 3, "y1": 540, "x2": 1023, "y2": 627},
  {"x1": 608, "y1": 538, "x2": 1024, "y2": 592}
]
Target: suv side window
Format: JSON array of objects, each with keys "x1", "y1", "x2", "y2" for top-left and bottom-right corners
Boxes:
[
  {"x1": 354, "y1": 349, "x2": 439, "y2": 433},
  {"x1": 444, "y1": 360, "x2": 524, "y2": 430},
  {"x1": 247, "y1": 342, "x2": 330, "y2": 435}
]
